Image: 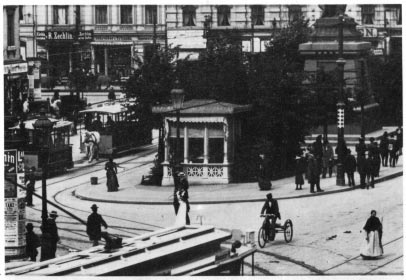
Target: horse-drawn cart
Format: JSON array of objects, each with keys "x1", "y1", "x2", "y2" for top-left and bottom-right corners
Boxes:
[{"x1": 79, "y1": 100, "x2": 152, "y2": 160}]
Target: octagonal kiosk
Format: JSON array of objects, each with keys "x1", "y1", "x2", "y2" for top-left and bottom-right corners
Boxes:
[{"x1": 153, "y1": 99, "x2": 251, "y2": 186}]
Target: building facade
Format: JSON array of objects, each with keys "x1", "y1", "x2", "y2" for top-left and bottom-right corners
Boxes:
[
  {"x1": 19, "y1": 5, "x2": 166, "y2": 84},
  {"x1": 167, "y1": 4, "x2": 401, "y2": 58},
  {"x1": 16, "y1": 4, "x2": 402, "y2": 83}
]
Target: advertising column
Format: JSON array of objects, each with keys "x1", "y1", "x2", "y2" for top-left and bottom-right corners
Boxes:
[
  {"x1": 27, "y1": 59, "x2": 42, "y2": 100},
  {"x1": 5, "y1": 149, "x2": 26, "y2": 259}
]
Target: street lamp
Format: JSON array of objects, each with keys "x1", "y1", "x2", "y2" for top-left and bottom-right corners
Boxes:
[
  {"x1": 336, "y1": 15, "x2": 346, "y2": 186},
  {"x1": 171, "y1": 82, "x2": 185, "y2": 174},
  {"x1": 203, "y1": 15, "x2": 212, "y2": 39},
  {"x1": 33, "y1": 108, "x2": 54, "y2": 225}
]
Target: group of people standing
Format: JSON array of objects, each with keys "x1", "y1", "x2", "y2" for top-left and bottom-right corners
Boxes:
[{"x1": 293, "y1": 128, "x2": 402, "y2": 192}]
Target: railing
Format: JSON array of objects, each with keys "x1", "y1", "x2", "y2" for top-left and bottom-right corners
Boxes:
[{"x1": 164, "y1": 162, "x2": 231, "y2": 185}]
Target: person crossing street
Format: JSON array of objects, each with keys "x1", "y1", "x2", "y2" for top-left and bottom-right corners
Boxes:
[{"x1": 86, "y1": 204, "x2": 108, "y2": 246}]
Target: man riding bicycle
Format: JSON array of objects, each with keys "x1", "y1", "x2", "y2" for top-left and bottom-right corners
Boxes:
[{"x1": 260, "y1": 193, "x2": 281, "y2": 240}]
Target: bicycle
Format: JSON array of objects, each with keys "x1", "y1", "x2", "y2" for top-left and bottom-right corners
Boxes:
[{"x1": 258, "y1": 214, "x2": 293, "y2": 248}]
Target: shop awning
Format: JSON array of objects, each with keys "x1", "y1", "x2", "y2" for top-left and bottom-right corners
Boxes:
[{"x1": 91, "y1": 42, "x2": 133, "y2": 46}]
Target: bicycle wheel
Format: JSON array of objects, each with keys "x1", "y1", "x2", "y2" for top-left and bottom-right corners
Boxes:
[
  {"x1": 258, "y1": 226, "x2": 267, "y2": 248},
  {"x1": 284, "y1": 219, "x2": 293, "y2": 243}
]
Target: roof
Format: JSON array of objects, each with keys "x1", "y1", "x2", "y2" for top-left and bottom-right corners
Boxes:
[
  {"x1": 152, "y1": 99, "x2": 252, "y2": 116},
  {"x1": 9, "y1": 119, "x2": 72, "y2": 130},
  {"x1": 79, "y1": 100, "x2": 137, "y2": 114}
]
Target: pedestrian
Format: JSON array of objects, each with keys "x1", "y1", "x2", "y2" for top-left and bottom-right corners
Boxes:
[
  {"x1": 22, "y1": 95, "x2": 30, "y2": 120},
  {"x1": 40, "y1": 210, "x2": 60, "y2": 261},
  {"x1": 25, "y1": 167, "x2": 36, "y2": 206},
  {"x1": 365, "y1": 151, "x2": 375, "y2": 189},
  {"x1": 360, "y1": 210, "x2": 383, "y2": 259},
  {"x1": 91, "y1": 115, "x2": 103, "y2": 132},
  {"x1": 322, "y1": 139, "x2": 334, "y2": 178},
  {"x1": 356, "y1": 137, "x2": 368, "y2": 162},
  {"x1": 388, "y1": 134, "x2": 399, "y2": 167},
  {"x1": 396, "y1": 127, "x2": 402, "y2": 157},
  {"x1": 108, "y1": 86, "x2": 116, "y2": 101},
  {"x1": 344, "y1": 149, "x2": 356, "y2": 187},
  {"x1": 105, "y1": 157, "x2": 119, "y2": 192},
  {"x1": 174, "y1": 172, "x2": 190, "y2": 226},
  {"x1": 356, "y1": 137, "x2": 368, "y2": 189},
  {"x1": 306, "y1": 150, "x2": 324, "y2": 193},
  {"x1": 260, "y1": 193, "x2": 281, "y2": 241},
  {"x1": 294, "y1": 154, "x2": 305, "y2": 190},
  {"x1": 257, "y1": 153, "x2": 272, "y2": 190},
  {"x1": 368, "y1": 137, "x2": 381, "y2": 177},
  {"x1": 50, "y1": 91, "x2": 61, "y2": 118},
  {"x1": 25, "y1": 223, "x2": 40, "y2": 261},
  {"x1": 379, "y1": 132, "x2": 389, "y2": 167},
  {"x1": 312, "y1": 135, "x2": 323, "y2": 175},
  {"x1": 86, "y1": 204, "x2": 108, "y2": 246}
]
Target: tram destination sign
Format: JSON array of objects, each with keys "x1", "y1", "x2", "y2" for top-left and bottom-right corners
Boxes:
[{"x1": 36, "y1": 30, "x2": 93, "y2": 41}]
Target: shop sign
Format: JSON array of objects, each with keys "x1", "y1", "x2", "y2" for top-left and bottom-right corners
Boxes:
[
  {"x1": 357, "y1": 27, "x2": 378, "y2": 38},
  {"x1": 94, "y1": 35, "x2": 133, "y2": 41},
  {"x1": 4, "y1": 62, "x2": 28, "y2": 75},
  {"x1": 36, "y1": 30, "x2": 93, "y2": 41},
  {"x1": 373, "y1": 48, "x2": 384, "y2": 56}
]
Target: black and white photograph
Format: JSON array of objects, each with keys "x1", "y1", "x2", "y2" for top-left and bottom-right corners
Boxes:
[{"x1": 2, "y1": 1, "x2": 403, "y2": 277}]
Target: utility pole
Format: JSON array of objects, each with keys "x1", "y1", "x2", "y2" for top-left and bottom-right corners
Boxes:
[
  {"x1": 73, "y1": 5, "x2": 81, "y2": 95},
  {"x1": 336, "y1": 15, "x2": 346, "y2": 186}
]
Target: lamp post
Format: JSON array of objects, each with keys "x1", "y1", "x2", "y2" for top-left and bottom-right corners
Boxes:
[
  {"x1": 33, "y1": 108, "x2": 54, "y2": 225},
  {"x1": 171, "y1": 83, "x2": 185, "y2": 174},
  {"x1": 336, "y1": 15, "x2": 346, "y2": 186},
  {"x1": 203, "y1": 15, "x2": 212, "y2": 40}
]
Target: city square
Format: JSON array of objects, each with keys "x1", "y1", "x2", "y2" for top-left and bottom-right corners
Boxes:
[{"x1": 3, "y1": 3, "x2": 403, "y2": 277}]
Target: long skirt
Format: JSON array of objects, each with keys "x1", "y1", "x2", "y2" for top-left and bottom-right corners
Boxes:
[
  {"x1": 106, "y1": 170, "x2": 119, "y2": 192},
  {"x1": 174, "y1": 201, "x2": 187, "y2": 227},
  {"x1": 360, "y1": 230, "x2": 383, "y2": 259}
]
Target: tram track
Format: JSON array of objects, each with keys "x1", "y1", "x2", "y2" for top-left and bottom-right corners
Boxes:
[{"x1": 250, "y1": 234, "x2": 403, "y2": 275}]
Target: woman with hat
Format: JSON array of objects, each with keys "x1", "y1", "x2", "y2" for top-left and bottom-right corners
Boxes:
[{"x1": 86, "y1": 204, "x2": 108, "y2": 246}]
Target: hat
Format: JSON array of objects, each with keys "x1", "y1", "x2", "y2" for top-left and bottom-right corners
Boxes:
[
  {"x1": 91, "y1": 204, "x2": 98, "y2": 209},
  {"x1": 266, "y1": 193, "x2": 273, "y2": 200},
  {"x1": 49, "y1": 210, "x2": 58, "y2": 217},
  {"x1": 178, "y1": 172, "x2": 185, "y2": 177},
  {"x1": 295, "y1": 156, "x2": 301, "y2": 160},
  {"x1": 26, "y1": 223, "x2": 34, "y2": 230}
]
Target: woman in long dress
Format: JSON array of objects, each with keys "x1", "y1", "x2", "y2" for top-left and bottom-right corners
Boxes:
[
  {"x1": 360, "y1": 210, "x2": 383, "y2": 259},
  {"x1": 105, "y1": 157, "x2": 119, "y2": 192},
  {"x1": 174, "y1": 173, "x2": 190, "y2": 226}
]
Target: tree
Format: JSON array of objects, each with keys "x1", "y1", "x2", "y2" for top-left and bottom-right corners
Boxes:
[{"x1": 368, "y1": 54, "x2": 402, "y2": 125}]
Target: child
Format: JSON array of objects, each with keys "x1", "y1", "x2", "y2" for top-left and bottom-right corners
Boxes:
[{"x1": 295, "y1": 154, "x2": 306, "y2": 190}]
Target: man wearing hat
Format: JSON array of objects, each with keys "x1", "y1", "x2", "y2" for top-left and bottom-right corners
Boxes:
[
  {"x1": 87, "y1": 204, "x2": 108, "y2": 246},
  {"x1": 356, "y1": 137, "x2": 368, "y2": 188},
  {"x1": 40, "y1": 210, "x2": 60, "y2": 261},
  {"x1": 260, "y1": 193, "x2": 281, "y2": 241},
  {"x1": 25, "y1": 223, "x2": 40, "y2": 261}
]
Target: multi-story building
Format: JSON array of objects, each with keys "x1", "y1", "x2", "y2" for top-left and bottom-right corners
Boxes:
[
  {"x1": 19, "y1": 5, "x2": 166, "y2": 83},
  {"x1": 4, "y1": 5, "x2": 28, "y2": 112},
  {"x1": 17, "y1": 4, "x2": 401, "y2": 83},
  {"x1": 167, "y1": 4, "x2": 401, "y2": 58}
]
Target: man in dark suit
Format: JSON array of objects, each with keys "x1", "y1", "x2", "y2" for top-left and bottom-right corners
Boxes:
[
  {"x1": 86, "y1": 204, "x2": 108, "y2": 246},
  {"x1": 260, "y1": 193, "x2": 281, "y2": 240}
]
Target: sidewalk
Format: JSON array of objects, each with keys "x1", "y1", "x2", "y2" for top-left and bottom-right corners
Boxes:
[{"x1": 74, "y1": 157, "x2": 403, "y2": 205}]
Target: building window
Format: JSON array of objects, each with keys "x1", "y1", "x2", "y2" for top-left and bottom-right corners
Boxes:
[
  {"x1": 146, "y1": 5, "x2": 157, "y2": 24},
  {"x1": 361, "y1": 5, "x2": 375, "y2": 25},
  {"x1": 95, "y1": 5, "x2": 107, "y2": 24},
  {"x1": 53, "y1": 5, "x2": 68, "y2": 25},
  {"x1": 7, "y1": 8, "x2": 15, "y2": 46},
  {"x1": 251, "y1": 5, "x2": 264, "y2": 25},
  {"x1": 182, "y1": 5, "x2": 196, "y2": 26},
  {"x1": 120, "y1": 5, "x2": 132, "y2": 24},
  {"x1": 217, "y1": 5, "x2": 231, "y2": 26},
  {"x1": 288, "y1": 5, "x2": 302, "y2": 23}
]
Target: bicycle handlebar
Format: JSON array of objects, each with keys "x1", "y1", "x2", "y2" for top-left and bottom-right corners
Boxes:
[{"x1": 260, "y1": 214, "x2": 276, "y2": 218}]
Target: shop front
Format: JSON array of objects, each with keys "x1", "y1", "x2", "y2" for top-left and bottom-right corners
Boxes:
[{"x1": 153, "y1": 99, "x2": 251, "y2": 186}]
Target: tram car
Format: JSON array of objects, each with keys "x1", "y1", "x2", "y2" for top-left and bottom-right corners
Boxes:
[
  {"x1": 79, "y1": 99, "x2": 152, "y2": 157},
  {"x1": 9, "y1": 118, "x2": 74, "y2": 177}
]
